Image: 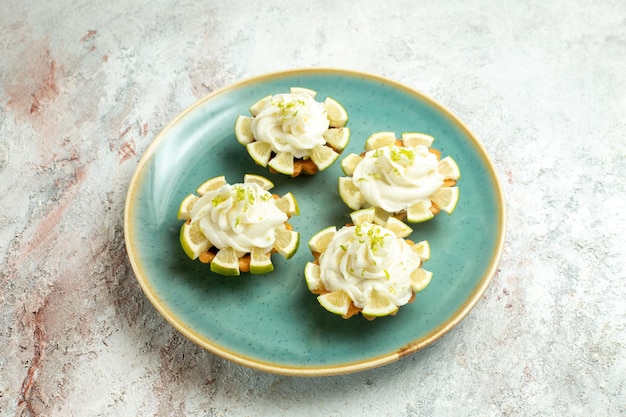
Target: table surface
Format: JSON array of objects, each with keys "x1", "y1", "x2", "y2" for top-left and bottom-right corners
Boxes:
[{"x1": 1, "y1": 0, "x2": 624, "y2": 416}]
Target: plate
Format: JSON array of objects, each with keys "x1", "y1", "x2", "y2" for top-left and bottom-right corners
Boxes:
[{"x1": 124, "y1": 69, "x2": 506, "y2": 376}]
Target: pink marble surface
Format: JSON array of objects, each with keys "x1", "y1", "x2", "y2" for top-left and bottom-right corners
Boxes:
[{"x1": 1, "y1": 0, "x2": 625, "y2": 416}]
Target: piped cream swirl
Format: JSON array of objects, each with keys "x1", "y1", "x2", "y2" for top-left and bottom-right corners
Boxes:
[
  {"x1": 352, "y1": 145, "x2": 444, "y2": 213},
  {"x1": 189, "y1": 182, "x2": 287, "y2": 257},
  {"x1": 318, "y1": 223, "x2": 421, "y2": 308},
  {"x1": 251, "y1": 92, "x2": 329, "y2": 158}
]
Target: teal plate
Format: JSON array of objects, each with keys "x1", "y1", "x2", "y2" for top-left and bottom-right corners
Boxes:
[{"x1": 124, "y1": 69, "x2": 506, "y2": 376}]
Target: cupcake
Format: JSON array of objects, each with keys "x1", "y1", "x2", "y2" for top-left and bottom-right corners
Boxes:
[
  {"x1": 304, "y1": 208, "x2": 432, "y2": 320},
  {"x1": 178, "y1": 174, "x2": 299, "y2": 276},
  {"x1": 234, "y1": 87, "x2": 350, "y2": 176},
  {"x1": 338, "y1": 131, "x2": 460, "y2": 223}
]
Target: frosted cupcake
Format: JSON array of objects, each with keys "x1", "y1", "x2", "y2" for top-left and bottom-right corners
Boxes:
[
  {"x1": 235, "y1": 87, "x2": 350, "y2": 176},
  {"x1": 338, "y1": 131, "x2": 460, "y2": 223},
  {"x1": 178, "y1": 174, "x2": 299, "y2": 276},
  {"x1": 304, "y1": 208, "x2": 432, "y2": 320}
]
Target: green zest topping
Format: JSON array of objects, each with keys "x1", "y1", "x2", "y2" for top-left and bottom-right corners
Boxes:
[
  {"x1": 276, "y1": 99, "x2": 307, "y2": 123},
  {"x1": 367, "y1": 226, "x2": 386, "y2": 253},
  {"x1": 235, "y1": 186, "x2": 246, "y2": 202},
  {"x1": 390, "y1": 147, "x2": 415, "y2": 162},
  {"x1": 233, "y1": 185, "x2": 256, "y2": 205},
  {"x1": 212, "y1": 195, "x2": 225, "y2": 207}
]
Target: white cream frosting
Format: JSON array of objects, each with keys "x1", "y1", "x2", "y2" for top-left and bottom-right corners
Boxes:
[
  {"x1": 250, "y1": 92, "x2": 330, "y2": 158},
  {"x1": 189, "y1": 182, "x2": 287, "y2": 257},
  {"x1": 352, "y1": 145, "x2": 444, "y2": 213},
  {"x1": 318, "y1": 223, "x2": 421, "y2": 308}
]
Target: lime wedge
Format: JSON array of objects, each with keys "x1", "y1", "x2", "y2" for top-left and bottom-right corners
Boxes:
[
  {"x1": 243, "y1": 174, "x2": 274, "y2": 190},
  {"x1": 411, "y1": 240, "x2": 430, "y2": 262},
  {"x1": 406, "y1": 200, "x2": 435, "y2": 223},
  {"x1": 274, "y1": 192, "x2": 299, "y2": 216},
  {"x1": 273, "y1": 228, "x2": 299, "y2": 259},
  {"x1": 177, "y1": 194, "x2": 198, "y2": 221},
  {"x1": 365, "y1": 131, "x2": 396, "y2": 151},
  {"x1": 384, "y1": 216, "x2": 413, "y2": 238},
  {"x1": 431, "y1": 186, "x2": 460, "y2": 214},
  {"x1": 249, "y1": 95, "x2": 272, "y2": 116},
  {"x1": 290, "y1": 87, "x2": 317, "y2": 98},
  {"x1": 249, "y1": 248, "x2": 274, "y2": 275},
  {"x1": 317, "y1": 290, "x2": 352, "y2": 317},
  {"x1": 180, "y1": 221, "x2": 211, "y2": 260},
  {"x1": 438, "y1": 156, "x2": 461, "y2": 180},
  {"x1": 308, "y1": 225, "x2": 337, "y2": 254},
  {"x1": 246, "y1": 141, "x2": 273, "y2": 167},
  {"x1": 268, "y1": 151, "x2": 295, "y2": 176},
  {"x1": 338, "y1": 176, "x2": 365, "y2": 210},
  {"x1": 210, "y1": 247, "x2": 240, "y2": 276},
  {"x1": 410, "y1": 268, "x2": 433, "y2": 292},
  {"x1": 340, "y1": 153, "x2": 363, "y2": 176},
  {"x1": 323, "y1": 97, "x2": 348, "y2": 128},
  {"x1": 361, "y1": 290, "x2": 398, "y2": 318},
  {"x1": 304, "y1": 262, "x2": 324, "y2": 293},
  {"x1": 196, "y1": 175, "x2": 226, "y2": 196},
  {"x1": 401, "y1": 132, "x2": 434, "y2": 148},
  {"x1": 310, "y1": 144, "x2": 339, "y2": 171},
  {"x1": 323, "y1": 127, "x2": 350, "y2": 151},
  {"x1": 349, "y1": 208, "x2": 376, "y2": 226},
  {"x1": 235, "y1": 115, "x2": 254, "y2": 145}
]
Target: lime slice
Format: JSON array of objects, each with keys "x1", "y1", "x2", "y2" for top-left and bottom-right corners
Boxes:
[
  {"x1": 290, "y1": 87, "x2": 317, "y2": 98},
  {"x1": 274, "y1": 192, "x2": 299, "y2": 216},
  {"x1": 401, "y1": 132, "x2": 434, "y2": 148},
  {"x1": 310, "y1": 144, "x2": 339, "y2": 171},
  {"x1": 373, "y1": 207, "x2": 392, "y2": 225},
  {"x1": 410, "y1": 268, "x2": 433, "y2": 292},
  {"x1": 243, "y1": 173, "x2": 274, "y2": 190},
  {"x1": 431, "y1": 186, "x2": 460, "y2": 214},
  {"x1": 317, "y1": 290, "x2": 352, "y2": 317},
  {"x1": 196, "y1": 175, "x2": 226, "y2": 196},
  {"x1": 323, "y1": 97, "x2": 348, "y2": 128},
  {"x1": 323, "y1": 127, "x2": 350, "y2": 151},
  {"x1": 308, "y1": 225, "x2": 337, "y2": 254},
  {"x1": 235, "y1": 115, "x2": 255, "y2": 145},
  {"x1": 249, "y1": 95, "x2": 272, "y2": 116},
  {"x1": 180, "y1": 221, "x2": 211, "y2": 260},
  {"x1": 406, "y1": 200, "x2": 435, "y2": 223},
  {"x1": 438, "y1": 156, "x2": 461, "y2": 180},
  {"x1": 350, "y1": 208, "x2": 376, "y2": 226},
  {"x1": 411, "y1": 240, "x2": 430, "y2": 262},
  {"x1": 246, "y1": 141, "x2": 273, "y2": 167},
  {"x1": 249, "y1": 247, "x2": 274, "y2": 274},
  {"x1": 273, "y1": 228, "x2": 299, "y2": 259},
  {"x1": 340, "y1": 153, "x2": 363, "y2": 176},
  {"x1": 384, "y1": 216, "x2": 413, "y2": 238},
  {"x1": 365, "y1": 131, "x2": 396, "y2": 151},
  {"x1": 304, "y1": 262, "x2": 324, "y2": 293},
  {"x1": 361, "y1": 290, "x2": 398, "y2": 318},
  {"x1": 210, "y1": 247, "x2": 240, "y2": 276},
  {"x1": 177, "y1": 193, "x2": 199, "y2": 221},
  {"x1": 268, "y1": 151, "x2": 295, "y2": 176},
  {"x1": 338, "y1": 176, "x2": 365, "y2": 210}
]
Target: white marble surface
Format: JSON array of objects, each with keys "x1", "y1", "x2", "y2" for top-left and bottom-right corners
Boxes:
[{"x1": 1, "y1": 0, "x2": 625, "y2": 415}]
